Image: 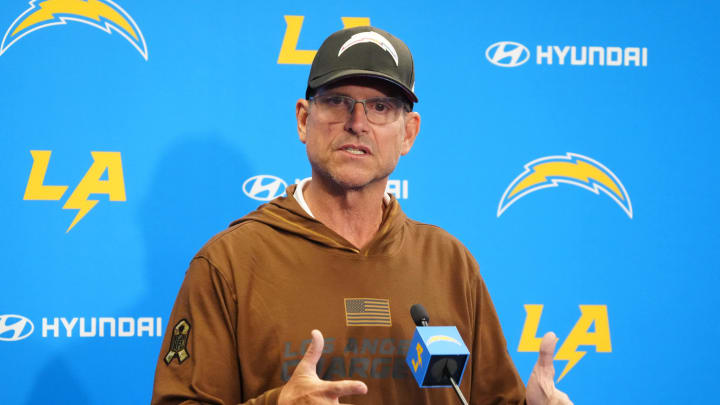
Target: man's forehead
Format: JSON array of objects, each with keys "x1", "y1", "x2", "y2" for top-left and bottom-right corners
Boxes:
[{"x1": 318, "y1": 76, "x2": 404, "y2": 98}]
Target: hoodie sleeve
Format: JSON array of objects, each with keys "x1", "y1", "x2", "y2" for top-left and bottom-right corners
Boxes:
[
  {"x1": 469, "y1": 261, "x2": 527, "y2": 404},
  {"x1": 151, "y1": 257, "x2": 282, "y2": 405}
]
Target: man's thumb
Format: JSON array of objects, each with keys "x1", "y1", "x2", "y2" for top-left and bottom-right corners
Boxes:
[
  {"x1": 538, "y1": 331, "x2": 558, "y2": 369},
  {"x1": 296, "y1": 329, "x2": 324, "y2": 374}
]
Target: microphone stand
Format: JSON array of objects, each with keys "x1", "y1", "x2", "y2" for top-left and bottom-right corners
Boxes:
[
  {"x1": 417, "y1": 311, "x2": 468, "y2": 405},
  {"x1": 448, "y1": 373, "x2": 469, "y2": 405}
]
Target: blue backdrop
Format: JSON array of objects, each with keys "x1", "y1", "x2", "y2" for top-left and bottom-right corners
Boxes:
[{"x1": 2, "y1": 1, "x2": 718, "y2": 403}]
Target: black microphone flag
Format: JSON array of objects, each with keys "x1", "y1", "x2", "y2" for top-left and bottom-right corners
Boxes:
[{"x1": 405, "y1": 306, "x2": 470, "y2": 388}]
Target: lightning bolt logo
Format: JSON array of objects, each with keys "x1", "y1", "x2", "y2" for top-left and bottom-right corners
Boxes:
[
  {"x1": 1, "y1": 0, "x2": 148, "y2": 60},
  {"x1": 554, "y1": 343, "x2": 587, "y2": 383},
  {"x1": 426, "y1": 335, "x2": 462, "y2": 346},
  {"x1": 61, "y1": 151, "x2": 126, "y2": 232},
  {"x1": 554, "y1": 305, "x2": 612, "y2": 382},
  {"x1": 497, "y1": 152, "x2": 632, "y2": 218},
  {"x1": 63, "y1": 183, "x2": 100, "y2": 232}
]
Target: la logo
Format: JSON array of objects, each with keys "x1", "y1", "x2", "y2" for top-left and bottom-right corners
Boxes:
[
  {"x1": 278, "y1": 15, "x2": 371, "y2": 64},
  {"x1": 23, "y1": 150, "x2": 126, "y2": 232},
  {"x1": 518, "y1": 304, "x2": 611, "y2": 382}
]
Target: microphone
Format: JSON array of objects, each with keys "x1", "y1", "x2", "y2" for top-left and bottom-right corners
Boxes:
[
  {"x1": 410, "y1": 303, "x2": 430, "y2": 327},
  {"x1": 406, "y1": 304, "x2": 469, "y2": 405}
]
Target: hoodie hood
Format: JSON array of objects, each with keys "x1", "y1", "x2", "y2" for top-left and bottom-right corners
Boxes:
[{"x1": 229, "y1": 184, "x2": 407, "y2": 257}]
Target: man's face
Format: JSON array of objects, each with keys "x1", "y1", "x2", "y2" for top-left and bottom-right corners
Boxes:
[{"x1": 296, "y1": 78, "x2": 420, "y2": 191}]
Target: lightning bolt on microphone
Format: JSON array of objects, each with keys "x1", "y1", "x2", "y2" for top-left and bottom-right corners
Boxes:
[{"x1": 406, "y1": 304, "x2": 469, "y2": 405}]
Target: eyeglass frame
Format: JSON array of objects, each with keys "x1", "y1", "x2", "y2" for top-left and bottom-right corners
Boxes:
[{"x1": 307, "y1": 93, "x2": 412, "y2": 125}]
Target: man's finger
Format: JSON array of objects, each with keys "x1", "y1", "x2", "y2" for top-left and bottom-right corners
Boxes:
[
  {"x1": 295, "y1": 329, "x2": 324, "y2": 375},
  {"x1": 538, "y1": 331, "x2": 558, "y2": 369},
  {"x1": 550, "y1": 390, "x2": 573, "y2": 405},
  {"x1": 322, "y1": 379, "x2": 368, "y2": 398}
]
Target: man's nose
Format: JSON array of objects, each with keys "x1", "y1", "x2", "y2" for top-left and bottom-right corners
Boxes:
[{"x1": 345, "y1": 101, "x2": 369, "y2": 134}]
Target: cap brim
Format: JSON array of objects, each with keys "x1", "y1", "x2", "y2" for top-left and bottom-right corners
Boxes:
[{"x1": 308, "y1": 69, "x2": 418, "y2": 103}]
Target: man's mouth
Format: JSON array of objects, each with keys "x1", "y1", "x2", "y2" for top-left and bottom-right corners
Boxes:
[{"x1": 341, "y1": 145, "x2": 370, "y2": 155}]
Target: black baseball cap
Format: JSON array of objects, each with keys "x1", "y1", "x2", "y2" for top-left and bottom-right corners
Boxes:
[{"x1": 306, "y1": 26, "x2": 418, "y2": 104}]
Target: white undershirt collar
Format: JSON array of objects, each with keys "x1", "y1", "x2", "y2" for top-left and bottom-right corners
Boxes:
[{"x1": 293, "y1": 177, "x2": 391, "y2": 219}]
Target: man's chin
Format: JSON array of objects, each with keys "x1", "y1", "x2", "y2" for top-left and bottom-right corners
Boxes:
[
  {"x1": 324, "y1": 172, "x2": 384, "y2": 192},
  {"x1": 332, "y1": 177, "x2": 374, "y2": 191},
  {"x1": 310, "y1": 163, "x2": 392, "y2": 192}
]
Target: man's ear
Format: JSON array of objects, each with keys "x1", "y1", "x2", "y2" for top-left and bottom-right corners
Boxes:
[
  {"x1": 296, "y1": 99, "x2": 310, "y2": 144},
  {"x1": 401, "y1": 111, "x2": 421, "y2": 155}
]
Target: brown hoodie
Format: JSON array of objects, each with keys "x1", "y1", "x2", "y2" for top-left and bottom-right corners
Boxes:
[{"x1": 151, "y1": 185, "x2": 526, "y2": 404}]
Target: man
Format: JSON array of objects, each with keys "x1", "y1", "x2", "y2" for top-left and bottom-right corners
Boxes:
[{"x1": 152, "y1": 26, "x2": 573, "y2": 405}]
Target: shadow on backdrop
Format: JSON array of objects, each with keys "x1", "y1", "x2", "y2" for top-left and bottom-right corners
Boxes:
[
  {"x1": 23, "y1": 357, "x2": 91, "y2": 405},
  {"x1": 24, "y1": 134, "x2": 257, "y2": 404}
]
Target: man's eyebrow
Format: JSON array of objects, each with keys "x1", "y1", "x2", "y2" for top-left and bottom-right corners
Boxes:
[
  {"x1": 317, "y1": 91, "x2": 396, "y2": 100},
  {"x1": 316, "y1": 91, "x2": 352, "y2": 98}
]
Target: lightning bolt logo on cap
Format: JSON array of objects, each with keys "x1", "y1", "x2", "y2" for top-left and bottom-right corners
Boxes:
[
  {"x1": 338, "y1": 31, "x2": 399, "y2": 66},
  {"x1": 497, "y1": 153, "x2": 632, "y2": 218},
  {"x1": 1, "y1": 0, "x2": 148, "y2": 60}
]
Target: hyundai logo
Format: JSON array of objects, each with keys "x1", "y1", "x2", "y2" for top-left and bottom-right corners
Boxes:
[
  {"x1": 242, "y1": 175, "x2": 288, "y2": 201},
  {"x1": 0, "y1": 314, "x2": 34, "y2": 341},
  {"x1": 486, "y1": 41, "x2": 530, "y2": 67}
]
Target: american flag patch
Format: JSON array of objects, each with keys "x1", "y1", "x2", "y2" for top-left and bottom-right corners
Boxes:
[{"x1": 344, "y1": 298, "x2": 392, "y2": 327}]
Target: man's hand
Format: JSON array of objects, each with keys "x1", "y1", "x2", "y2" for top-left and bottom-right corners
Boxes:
[
  {"x1": 278, "y1": 330, "x2": 368, "y2": 405},
  {"x1": 526, "y1": 332, "x2": 574, "y2": 405}
]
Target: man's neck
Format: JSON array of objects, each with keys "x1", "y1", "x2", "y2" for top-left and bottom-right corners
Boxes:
[{"x1": 302, "y1": 176, "x2": 387, "y2": 249}]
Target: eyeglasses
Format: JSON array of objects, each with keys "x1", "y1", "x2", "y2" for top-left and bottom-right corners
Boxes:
[{"x1": 309, "y1": 94, "x2": 408, "y2": 125}]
